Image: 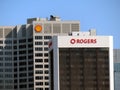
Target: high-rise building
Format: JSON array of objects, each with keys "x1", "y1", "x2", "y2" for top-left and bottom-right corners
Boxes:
[
  {"x1": 49, "y1": 33, "x2": 114, "y2": 90},
  {"x1": 114, "y1": 49, "x2": 120, "y2": 90},
  {"x1": 0, "y1": 15, "x2": 80, "y2": 90}
]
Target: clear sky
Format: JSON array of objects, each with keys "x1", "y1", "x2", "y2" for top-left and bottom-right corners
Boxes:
[{"x1": 0, "y1": 0, "x2": 120, "y2": 48}]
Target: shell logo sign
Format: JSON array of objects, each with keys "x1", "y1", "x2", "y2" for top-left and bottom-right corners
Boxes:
[{"x1": 34, "y1": 25, "x2": 42, "y2": 32}]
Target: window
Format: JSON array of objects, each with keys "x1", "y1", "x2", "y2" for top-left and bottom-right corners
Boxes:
[
  {"x1": 35, "y1": 47, "x2": 43, "y2": 51},
  {"x1": 45, "y1": 88, "x2": 49, "y2": 90},
  {"x1": 28, "y1": 38, "x2": 33, "y2": 42},
  {"x1": 0, "y1": 40, "x2": 3, "y2": 44},
  {"x1": 19, "y1": 56, "x2": 26, "y2": 60},
  {"x1": 35, "y1": 76, "x2": 43, "y2": 80},
  {"x1": 35, "y1": 53, "x2": 43, "y2": 57},
  {"x1": 5, "y1": 59, "x2": 12, "y2": 63},
  {"x1": 5, "y1": 69, "x2": 12, "y2": 72},
  {"x1": 44, "y1": 65, "x2": 49, "y2": 68},
  {"x1": 44, "y1": 59, "x2": 48, "y2": 62},
  {"x1": 44, "y1": 53, "x2": 48, "y2": 57},
  {"x1": 35, "y1": 59, "x2": 43, "y2": 62},
  {"x1": 35, "y1": 42, "x2": 43, "y2": 45},
  {"x1": 0, "y1": 46, "x2": 3, "y2": 49},
  {"x1": 0, "y1": 52, "x2": 3, "y2": 55},
  {"x1": 19, "y1": 62, "x2": 26, "y2": 66},
  {"x1": 45, "y1": 76, "x2": 49, "y2": 80},
  {"x1": 5, "y1": 51, "x2": 12, "y2": 55},
  {"x1": 35, "y1": 65, "x2": 43, "y2": 68},
  {"x1": 35, "y1": 70, "x2": 43, "y2": 74},
  {"x1": 36, "y1": 82, "x2": 43, "y2": 85},
  {"x1": 28, "y1": 55, "x2": 33, "y2": 59},
  {"x1": 45, "y1": 82, "x2": 49, "y2": 85},
  {"x1": 44, "y1": 47, "x2": 48, "y2": 51},
  {"x1": 35, "y1": 36, "x2": 42, "y2": 39},
  {"x1": 19, "y1": 73, "x2": 27, "y2": 77},
  {"x1": 5, "y1": 63, "x2": 12, "y2": 66},
  {"x1": 44, "y1": 36, "x2": 52, "y2": 39},
  {"x1": 5, "y1": 46, "x2": 12, "y2": 49},
  {"x1": 0, "y1": 57, "x2": 3, "y2": 61},
  {"x1": 14, "y1": 40, "x2": 17, "y2": 44},
  {"x1": 28, "y1": 44, "x2": 33, "y2": 48},
  {"x1": 19, "y1": 39, "x2": 26, "y2": 43},
  {"x1": 44, "y1": 70, "x2": 49, "y2": 74},
  {"x1": 36, "y1": 88, "x2": 43, "y2": 90},
  {"x1": 19, "y1": 45, "x2": 26, "y2": 49},
  {"x1": 44, "y1": 42, "x2": 48, "y2": 45},
  {"x1": 5, "y1": 40, "x2": 12, "y2": 44}
]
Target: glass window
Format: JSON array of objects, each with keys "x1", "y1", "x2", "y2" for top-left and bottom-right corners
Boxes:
[
  {"x1": 35, "y1": 42, "x2": 43, "y2": 45},
  {"x1": 35, "y1": 59, "x2": 43, "y2": 62},
  {"x1": 35, "y1": 47, "x2": 43, "y2": 51},
  {"x1": 35, "y1": 36, "x2": 42, "y2": 39},
  {"x1": 35, "y1": 76, "x2": 43, "y2": 80},
  {"x1": 44, "y1": 53, "x2": 48, "y2": 57},
  {"x1": 36, "y1": 82, "x2": 43, "y2": 85},
  {"x1": 44, "y1": 42, "x2": 48, "y2": 45},
  {"x1": 44, "y1": 36, "x2": 52, "y2": 39},
  {"x1": 44, "y1": 47, "x2": 48, "y2": 51},
  {"x1": 35, "y1": 53, "x2": 43, "y2": 57},
  {"x1": 35, "y1": 70, "x2": 43, "y2": 74},
  {"x1": 35, "y1": 65, "x2": 43, "y2": 68}
]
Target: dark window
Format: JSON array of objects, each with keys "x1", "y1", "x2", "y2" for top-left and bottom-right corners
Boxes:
[
  {"x1": 35, "y1": 65, "x2": 43, "y2": 68},
  {"x1": 44, "y1": 42, "x2": 48, "y2": 45},
  {"x1": 44, "y1": 59, "x2": 48, "y2": 62},
  {"x1": 35, "y1": 36, "x2": 42, "y2": 39},
  {"x1": 0, "y1": 40, "x2": 3, "y2": 44},
  {"x1": 35, "y1": 70, "x2": 43, "y2": 74},
  {"x1": 44, "y1": 65, "x2": 49, "y2": 68},
  {"x1": 44, "y1": 53, "x2": 48, "y2": 57},
  {"x1": 35, "y1": 47, "x2": 43, "y2": 51},
  {"x1": 36, "y1": 82, "x2": 43, "y2": 85},
  {"x1": 35, "y1": 76, "x2": 43, "y2": 80},
  {"x1": 44, "y1": 47, "x2": 48, "y2": 51},
  {"x1": 28, "y1": 38, "x2": 33, "y2": 42},
  {"x1": 19, "y1": 39, "x2": 26, "y2": 43},
  {"x1": 44, "y1": 36, "x2": 52, "y2": 39},
  {"x1": 35, "y1": 53, "x2": 43, "y2": 57},
  {"x1": 35, "y1": 59, "x2": 43, "y2": 62},
  {"x1": 35, "y1": 42, "x2": 43, "y2": 45}
]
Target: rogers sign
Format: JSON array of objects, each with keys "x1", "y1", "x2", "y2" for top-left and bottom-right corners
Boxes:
[{"x1": 70, "y1": 38, "x2": 97, "y2": 44}]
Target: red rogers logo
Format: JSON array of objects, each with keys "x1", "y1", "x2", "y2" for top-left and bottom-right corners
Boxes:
[{"x1": 70, "y1": 38, "x2": 97, "y2": 44}]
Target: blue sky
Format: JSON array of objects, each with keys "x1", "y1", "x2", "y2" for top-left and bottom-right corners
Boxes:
[{"x1": 0, "y1": 0, "x2": 120, "y2": 48}]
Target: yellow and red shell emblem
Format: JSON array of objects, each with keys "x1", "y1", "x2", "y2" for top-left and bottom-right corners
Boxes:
[{"x1": 34, "y1": 25, "x2": 42, "y2": 32}]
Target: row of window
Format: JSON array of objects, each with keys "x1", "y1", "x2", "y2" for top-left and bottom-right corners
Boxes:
[
  {"x1": 36, "y1": 82, "x2": 49, "y2": 85},
  {"x1": 35, "y1": 53, "x2": 48, "y2": 57},
  {"x1": 35, "y1": 70, "x2": 49, "y2": 74},
  {"x1": 35, "y1": 36, "x2": 52, "y2": 40},
  {"x1": 0, "y1": 63, "x2": 13, "y2": 66},
  {"x1": 0, "y1": 68, "x2": 12, "y2": 72},
  {"x1": 35, "y1": 76, "x2": 49, "y2": 80},
  {"x1": 35, "y1": 65, "x2": 49, "y2": 68},
  {"x1": 0, "y1": 39, "x2": 32, "y2": 44},
  {"x1": 35, "y1": 42, "x2": 48, "y2": 45},
  {"x1": 36, "y1": 88, "x2": 49, "y2": 90}
]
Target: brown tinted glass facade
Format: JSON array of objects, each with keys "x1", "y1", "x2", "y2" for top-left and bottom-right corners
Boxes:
[{"x1": 59, "y1": 48, "x2": 109, "y2": 90}]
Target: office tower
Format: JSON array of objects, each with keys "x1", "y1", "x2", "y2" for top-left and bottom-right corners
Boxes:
[
  {"x1": 0, "y1": 15, "x2": 80, "y2": 90},
  {"x1": 0, "y1": 26, "x2": 15, "y2": 90},
  {"x1": 49, "y1": 32, "x2": 114, "y2": 90},
  {"x1": 114, "y1": 49, "x2": 120, "y2": 90}
]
